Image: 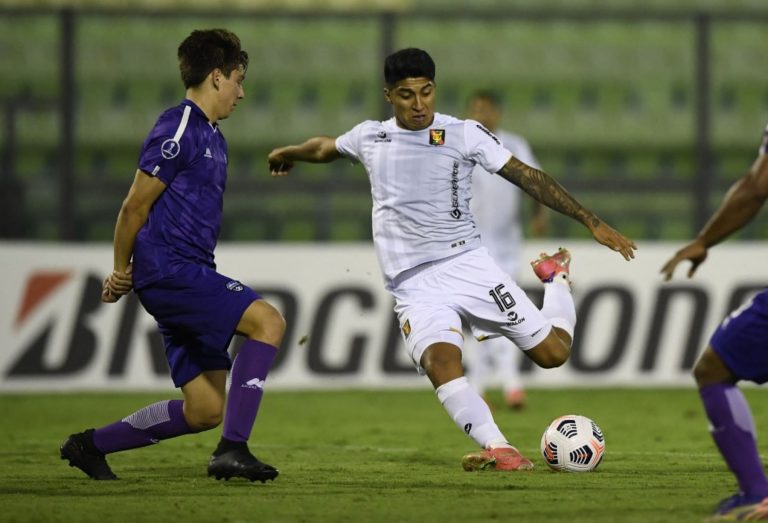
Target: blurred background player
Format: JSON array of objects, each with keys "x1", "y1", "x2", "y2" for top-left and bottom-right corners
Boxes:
[
  {"x1": 660, "y1": 123, "x2": 768, "y2": 520},
  {"x1": 59, "y1": 29, "x2": 283, "y2": 483},
  {"x1": 268, "y1": 48, "x2": 636, "y2": 472},
  {"x1": 464, "y1": 90, "x2": 548, "y2": 410}
]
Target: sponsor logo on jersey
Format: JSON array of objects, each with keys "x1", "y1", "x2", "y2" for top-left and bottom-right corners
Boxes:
[
  {"x1": 450, "y1": 161, "x2": 461, "y2": 219},
  {"x1": 204, "y1": 147, "x2": 213, "y2": 158},
  {"x1": 402, "y1": 319, "x2": 411, "y2": 338},
  {"x1": 429, "y1": 129, "x2": 445, "y2": 145},
  {"x1": 226, "y1": 280, "x2": 244, "y2": 292},
  {"x1": 375, "y1": 131, "x2": 391, "y2": 143},
  {"x1": 160, "y1": 139, "x2": 180, "y2": 159},
  {"x1": 506, "y1": 311, "x2": 525, "y2": 325},
  {"x1": 475, "y1": 123, "x2": 501, "y2": 145}
]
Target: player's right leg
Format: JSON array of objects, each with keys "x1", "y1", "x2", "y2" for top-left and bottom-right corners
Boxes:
[
  {"x1": 419, "y1": 341, "x2": 534, "y2": 472},
  {"x1": 208, "y1": 299, "x2": 284, "y2": 483},
  {"x1": 697, "y1": 291, "x2": 768, "y2": 518},
  {"x1": 696, "y1": 347, "x2": 768, "y2": 517},
  {"x1": 391, "y1": 251, "x2": 535, "y2": 472}
]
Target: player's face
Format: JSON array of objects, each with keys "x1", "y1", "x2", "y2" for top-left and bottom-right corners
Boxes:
[
  {"x1": 216, "y1": 66, "x2": 245, "y2": 120},
  {"x1": 385, "y1": 77, "x2": 435, "y2": 131},
  {"x1": 467, "y1": 98, "x2": 500, "y2": 131}
]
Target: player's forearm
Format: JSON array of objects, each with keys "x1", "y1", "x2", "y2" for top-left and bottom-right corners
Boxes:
[
  {"x1": 280, "y1": 137, "x2": 340, "y2": 163},
  {"x1": 498, "y1": 157, "x2": 601, "y2": 230},
  {"x1": 112, "y1": 204, "x2": 147, "y2": 272},
  {"x1": 696, "y1": 176, "x2": 766, "y2": 248}
]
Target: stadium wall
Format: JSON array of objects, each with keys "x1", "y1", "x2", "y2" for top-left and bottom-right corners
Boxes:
[{"x1": 1, "y1": 241, "x2": 766, "y2": 391}]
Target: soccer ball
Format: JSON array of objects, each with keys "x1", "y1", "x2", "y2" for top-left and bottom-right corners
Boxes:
[{"x1": 540, "y1": 414, "x2": 605, "y2": 472}]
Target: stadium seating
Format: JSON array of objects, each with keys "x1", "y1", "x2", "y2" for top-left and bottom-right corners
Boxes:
[{"x1": 2, "y1": 12, "x2": 767, "y2": 241}]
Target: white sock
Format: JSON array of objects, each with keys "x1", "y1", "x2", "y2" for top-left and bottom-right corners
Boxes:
[
  {"x1": 436, "y1": 376, "x2": 511, "y2": 449},
  {"x1": 541, "y1": 281, "x2": 576, "y2": 340}
]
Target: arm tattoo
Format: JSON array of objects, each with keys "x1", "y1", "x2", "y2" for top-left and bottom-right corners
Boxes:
[{"x1": 498, "y1": 156, "x2": 601, "y2": 228}]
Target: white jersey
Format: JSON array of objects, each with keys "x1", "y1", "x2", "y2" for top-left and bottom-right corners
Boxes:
[
  {"x1": 336, "y1": 113, "x2": 512, "y2": 286},
  {"x1": 470, "y1": 129, "x2": 539, "y2": 276}
]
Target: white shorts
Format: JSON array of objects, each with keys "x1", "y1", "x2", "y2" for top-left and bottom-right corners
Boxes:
[{"x1": 390, "y1": 247, "x2": 552, "y2": 374}]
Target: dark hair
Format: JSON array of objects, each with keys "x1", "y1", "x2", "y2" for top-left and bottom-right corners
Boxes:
[
  {"x1": 384, "y1": 48, "x2": 435, "y2": 86},
  {"x1": 469, "y1": 89, "x2": 503, "y2": 108},
  {"x1": 178, "y1": 29, "x2": 249, "y2": 89}
]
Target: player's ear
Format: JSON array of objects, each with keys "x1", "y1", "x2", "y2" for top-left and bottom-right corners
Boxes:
[
  {"x1": 383, "y1": 87, "x2": 392, "y2": 104},
  {"x1": 211, "y1": 68, "x2": 222, "y2": 91}
]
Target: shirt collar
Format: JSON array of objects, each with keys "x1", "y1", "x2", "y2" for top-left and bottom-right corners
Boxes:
[{"x1": 181, "y1": 99, "x2": 218, "y2": 129}]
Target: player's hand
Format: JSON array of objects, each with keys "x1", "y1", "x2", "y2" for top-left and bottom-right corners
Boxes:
[
  {"x1": 268, "y1": 149, "x2": 293, "y2": 177},
  {"x1": 589, "y1": 222, "x2": 637, "y2": 261},
  {"x1": 660, "y1": 240, "x2": 708, "y2": 281},
  {"x1": 101, "y1": 264, "x2": 133, "y2": 303}
]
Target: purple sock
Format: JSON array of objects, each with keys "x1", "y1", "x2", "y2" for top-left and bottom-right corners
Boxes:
[
  {"x1": 700, "y1": 383, "x2": 768, "y2": 497},
  {"x1": 93, "y1": 399, "x2": 192, "y2": 454},
  {"x1": 222, "y1": 339, "x2": 277, "y2": 442}
]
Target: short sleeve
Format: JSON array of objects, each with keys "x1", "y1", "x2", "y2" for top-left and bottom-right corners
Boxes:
[
  {"x1": 336, "y1": 121, "x2": 369, "y2": 163},
  {"x1": 464, "y1": 120, "x2": 513, "y2": 174},
  {"x1": 138, "y1": 110, "x2": 196, "y2": 185}
]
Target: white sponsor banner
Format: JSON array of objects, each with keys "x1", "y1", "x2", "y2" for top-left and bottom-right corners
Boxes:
[{"x1": 0, "y1": 241, "x2": 766, "y2": 391}]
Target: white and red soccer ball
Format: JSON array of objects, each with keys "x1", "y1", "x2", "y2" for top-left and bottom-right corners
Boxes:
[{"x1": 540, "y1": 414, "x2": 605, "y2": 472}]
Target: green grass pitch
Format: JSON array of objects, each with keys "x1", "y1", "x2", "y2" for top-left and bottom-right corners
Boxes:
[{"x1": 1, "y1": 388, "x2": 765, "y2": 522}]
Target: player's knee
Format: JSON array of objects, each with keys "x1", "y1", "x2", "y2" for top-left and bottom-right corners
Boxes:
[
  {"x1": 243, "y1": 301, "x2": 286, "y2": 347},
  {"x1": 258, "y1": 305, "x2": 286, "y2": 346},
  {"x1": 528, "y1": 341, "x2": 570, "y2": 369},
  {"x1": 186, "y1": 409, "x2": 223, "y2": 431},
  {"x1": 538, "y1": 345, "x2": 570, "y2": 369},
  {"x1": 692, "y1": 347, "x2": 734, "y2": 387},
  {"x1": 184, "y1": 402, "x2": 224, "y2": 431},
  {"x1": 420, "y1": 343, "x2": 464, "y2": 387},
  {"x1": 692, "y1": 355, "x2": 720, "y2": 387}
]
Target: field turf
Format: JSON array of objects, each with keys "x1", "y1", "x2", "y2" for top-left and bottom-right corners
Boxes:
[{"x1": 1, "y1": 388, "x2": 766, "y2": 522}]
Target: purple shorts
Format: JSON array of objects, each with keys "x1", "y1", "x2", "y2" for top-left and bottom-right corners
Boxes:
[
  {"x1": 710, "y1": 289, "x2": 768, "y2": 384},
  {"x1": 137, "y1": 263, "x2": 261, "y2": 387}
]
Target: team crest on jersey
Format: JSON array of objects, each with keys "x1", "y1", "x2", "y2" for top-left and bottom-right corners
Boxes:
[
  {"x1": 402, "y1": 319, "x2": 411, "y2": 338},
  {"x1": 375, "y1": 130, "x2": 391, "y2": 143},
  {"x1": 429, "y1": 129, "x2": 445, "y2": 145}
]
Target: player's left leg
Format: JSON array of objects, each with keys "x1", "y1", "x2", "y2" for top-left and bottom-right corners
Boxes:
[
  {"x1": 524, "y1": 248, "x2": 575, "y2": 368},
  {"x1": 60, "y1": 385, "x2": 205, "y2": 480}
]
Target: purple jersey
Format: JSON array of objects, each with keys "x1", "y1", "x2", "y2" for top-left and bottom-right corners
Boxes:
[{"x1": 133, "y1": 100, "x2": 228, "y2": 289}]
